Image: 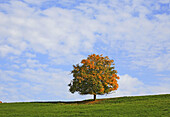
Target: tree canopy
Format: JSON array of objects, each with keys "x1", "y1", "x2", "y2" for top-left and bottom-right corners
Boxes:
[{"x1": 68, "y1": 54, "x2": 120, "y2": 100}]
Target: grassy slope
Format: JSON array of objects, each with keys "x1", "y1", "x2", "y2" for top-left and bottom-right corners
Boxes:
[{"x1": 0, "y1": 94, "x2": 169, "y2": 117}]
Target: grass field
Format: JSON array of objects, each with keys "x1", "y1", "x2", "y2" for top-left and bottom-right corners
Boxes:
[{"x1": 0, "y1": 94, "x2": 169, "y2": 117}]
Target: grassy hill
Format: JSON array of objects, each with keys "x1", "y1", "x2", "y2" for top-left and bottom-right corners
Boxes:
[{"x1": 0, "y1": 94, "x2": 169, "y2": 117}]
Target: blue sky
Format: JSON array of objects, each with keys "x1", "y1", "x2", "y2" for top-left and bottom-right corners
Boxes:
[{"x1": 0, "y1": 0, "x2": 170, "y2": 102}]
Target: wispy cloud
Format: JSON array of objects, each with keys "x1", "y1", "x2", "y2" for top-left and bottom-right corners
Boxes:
[
  {"x1": 1, "y1": 69, "x2": 169, "y2": 102},
  {"x1": 0, "y1": 0, "x2": 169, "y2": 70},
  {"x1": 0, "y1": 0, "x2": 169, "y2": 102}
]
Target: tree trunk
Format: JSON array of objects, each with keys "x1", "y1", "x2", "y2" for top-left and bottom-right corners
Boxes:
[{"x1": 94, "y1": 94, "x2": 96, "y2": 101}]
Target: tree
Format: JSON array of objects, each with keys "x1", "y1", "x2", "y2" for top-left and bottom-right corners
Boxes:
[{"x1": 68, "y1": 54, "x2": 120, "y2": 101}]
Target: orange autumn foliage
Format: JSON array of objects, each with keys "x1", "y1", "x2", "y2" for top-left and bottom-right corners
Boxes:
[{"x1": 69, "y1": 54, "x2": 120, "y2": 98}]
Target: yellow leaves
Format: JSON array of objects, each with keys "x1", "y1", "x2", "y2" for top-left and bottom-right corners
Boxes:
[
  {"x1": 90, "y1": 63, "x2": 95, "y2": 69},
  {"x1": 112, "y1": 79, "x2": 117, "y2": 84},
  {"x1": 98, "y1": 75, "x2": 102, "y2": 79},
  {"x1": 112, "y1": 74, "x2": 116, "y2": 77},
  {"x1": 112, "y1": 74, "x2": 118, "y2": 79},
  {"x1": 95, "y1": 66, "x2": 99, "y2": 70},
  {"x1": 87, "y1": 59, "x2": 90, "y2": 63},
  {"x1": 100, "y1": 88, "x2": 104, "y2": 92},
  {"x1": 70, "y1": 53, "x2": 119, "y2": 95},
  {"x1": 81, "y1": 59, "x2": 86, "y2": 64},
  {"x1": 92, "y1": 70, "x2": 95, "y2": 74},
  {"x1": 117, "y1": 76, "x2": 120, "y2": 79},
  {"x1": 89, "y1": 54, "x2": 96, "y2": 59},
  {"x1": 109, "y1": 87, "x2": 117, "y2": 91},
  {"x1": 77, "y1": 76, "x2": 85, "y2": 83},
  {"x1": 106, "y1": 80, "x2": 110, "y2": 83},
  {"x1": 73, "y1": 65, "x2": 77, "y2": 69},
  {"x1": 110, "y1": 60, "x2": 114, "y2": 63},
  {"x1": 92, "y1": 54, "x2": 96, "y2": 57},
  {"x1": 84, "y1": 74, "x2": 88, "y2": 78},
  {"x1": 98, "y1": 65, "x2": 101, "y2": 69},
  {"x1": 90, "y1": 64, "x2": 92, "y2": 69},
  {"x1": 102, "y1": 74, "x2": 105, "y2": 78},
  {"x1": 77, "y1": 76, "x2": 81, "y2": 79},
  {"x1": 81, "y1": 73, "x2": 84, "y2": 76},
  {"x1": 113, "y1": 84, "x2": 118, "y2": 90},
  {"x1": 92, "y1": 61, "x2": 94, "y2": 66},
  {"x1": 96, "y1": 55, "x2": 100, "y2": 60},
  {"x1": 111, "y1": 74, "x2": 120, "y2": 80}
]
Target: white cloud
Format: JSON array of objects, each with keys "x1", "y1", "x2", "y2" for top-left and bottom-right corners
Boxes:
[
  {"x1": 116, "y1": 74, "x2": 170, "y2": 96},
  {"x1": 25, "y1": 59, "x2": 48, "y2": 68},
  {"x1": 24, "y1": 0, "x2": 46, "y2": 4},
  {"x1": 158, "y1": 0, "x2": 170, "y2": 3},
  {"x1": 0, "y1": 0, "x2": 169, "y2": 102},
  {"x1": 0, "y1": 67, "x2": 72, "y2": 102},
  {"x1": 99, "y1": 74, "x2": 170, "y2": 99},
  {"x1": 0, "y1": 66, "x2": 169, "y2": 102},
  {"x1": 0, "y1": 70, "x2": 18, "y2": 82},
  {"x1": 117, "y1": 74, "x2": 144, "y2": 95},
  {"x1": 0, "y1": 0, "x2": 169, "y2": 71},
  {"x1": 25, "y1": 53, "x2": 36, "y2": 58},
  {"x1": 0, "y1": 1, "x2": 100, "y2": 64}
]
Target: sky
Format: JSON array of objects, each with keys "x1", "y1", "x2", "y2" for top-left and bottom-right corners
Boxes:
[{"x1": 0, "y1": 0, "x2": 170, "y2": 102}]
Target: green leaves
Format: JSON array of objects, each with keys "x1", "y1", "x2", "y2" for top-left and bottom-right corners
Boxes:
[{"x1": 68, "y1": 54, "x2": 120, "y2": 96}]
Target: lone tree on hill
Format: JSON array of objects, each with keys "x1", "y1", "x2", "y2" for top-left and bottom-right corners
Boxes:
[{"x1": 68, "y1": 54, "x2": 120, "y2": 101}]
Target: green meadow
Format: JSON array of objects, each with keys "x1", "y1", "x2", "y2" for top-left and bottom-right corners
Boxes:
[{"x1": 0, "y1": 94, "x2": 169, "y2": 117}]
